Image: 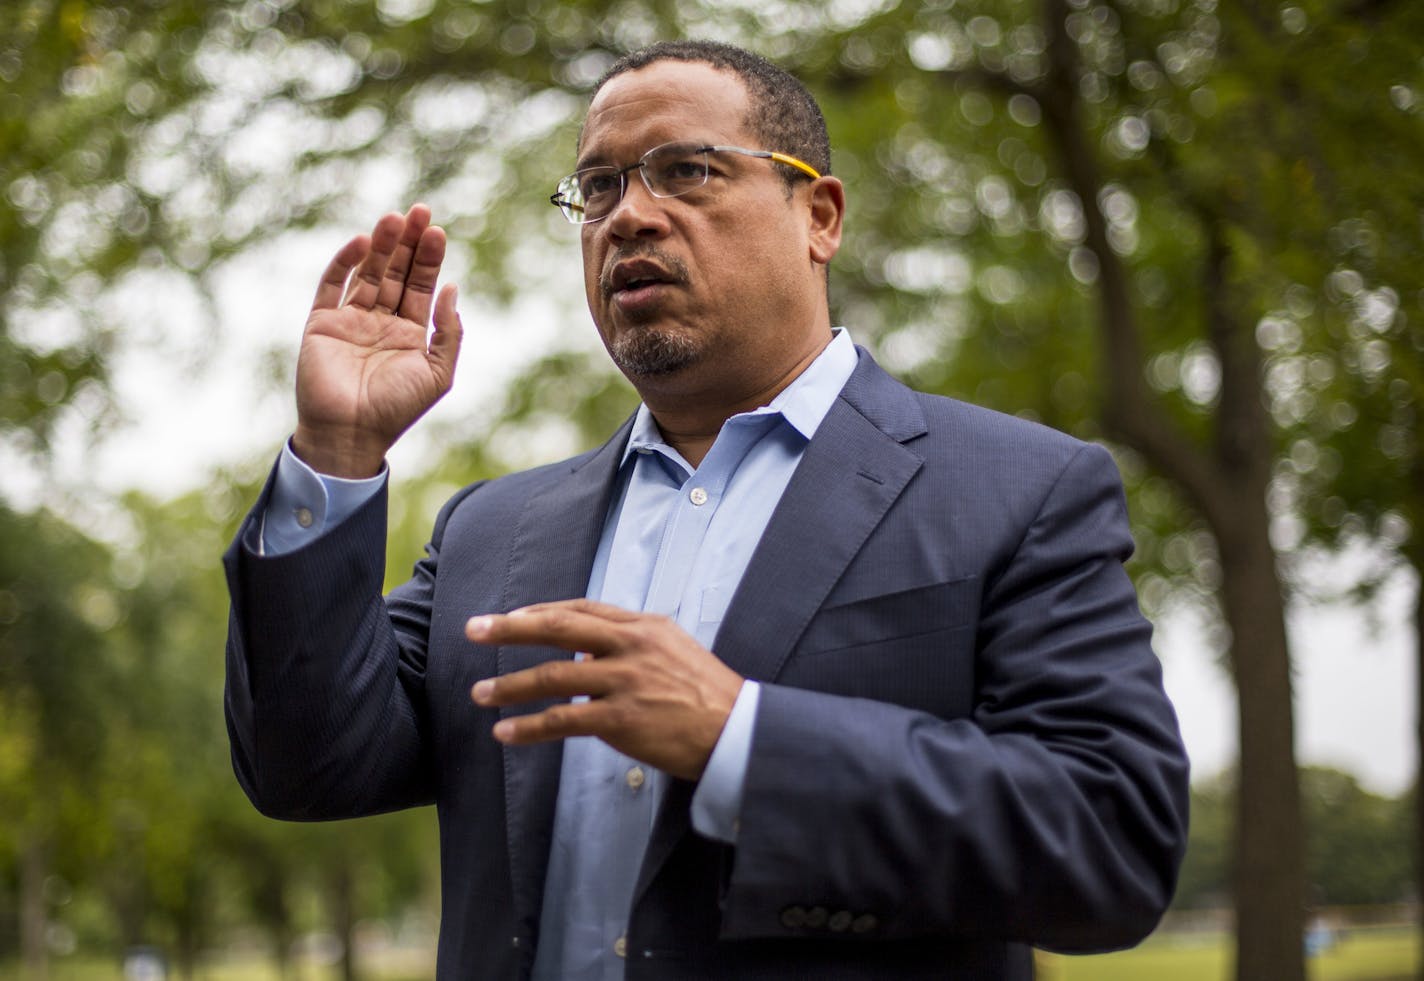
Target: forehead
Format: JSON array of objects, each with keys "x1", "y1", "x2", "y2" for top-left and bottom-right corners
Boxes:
[{"x1": 578, "y1": 61, "x2": 754, "y2": 165}]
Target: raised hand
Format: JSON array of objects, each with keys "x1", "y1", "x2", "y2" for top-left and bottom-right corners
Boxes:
[{"x1": 292, "y1": 204, "x2": 463, "y2": 478}]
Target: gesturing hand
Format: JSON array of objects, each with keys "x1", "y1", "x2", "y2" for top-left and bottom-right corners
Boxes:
[
  {"x1": 293, "y1": 204, "x2": 462, "y2": 478},
  {"x1": 466, "y1": 600, "x2": 745, "y2": 781}
]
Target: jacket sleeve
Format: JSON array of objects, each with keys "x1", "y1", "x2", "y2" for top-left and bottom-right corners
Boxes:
[
  {"x1": 223, "y1": 466, "x2": 478, "y2": 821},
  {"x1": 720, "y1": 442, "x2": 1189, "y2": 952}
]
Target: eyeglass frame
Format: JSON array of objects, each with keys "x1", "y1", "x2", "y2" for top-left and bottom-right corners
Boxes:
[{"x1": 549, "y1": 141, "x2": 822, "y2": 224}]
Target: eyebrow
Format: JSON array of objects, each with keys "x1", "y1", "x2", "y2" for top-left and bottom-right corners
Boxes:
[
  {"x1": 573, "y1": 150, "x2": 610, "y2": 171},
  {"x1": 574, "y1": 139, "x2": 718, "y2": 173}
]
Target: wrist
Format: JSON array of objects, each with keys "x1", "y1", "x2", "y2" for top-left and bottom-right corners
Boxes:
[{"x1": 290, "y1": 424, "x2": 388, "y2": 479}]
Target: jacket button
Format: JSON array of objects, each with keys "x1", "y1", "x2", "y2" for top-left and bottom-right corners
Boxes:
[
  {"x1": 828, "y1": 910, "x2": 853, "y2": 932},
  {"x1": 780, "y1": 905, "x2": 808, "y2": 929},
  {"x1": 804, "y1": 906, "x2": 829, "y2": 928},
  {"x1": 852, "y1": 913, "x2": 879, "y2": 934}
]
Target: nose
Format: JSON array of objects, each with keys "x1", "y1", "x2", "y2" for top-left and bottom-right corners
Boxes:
[{"x1": 602, "y1": 169, "x2": 671, "y2": 242}]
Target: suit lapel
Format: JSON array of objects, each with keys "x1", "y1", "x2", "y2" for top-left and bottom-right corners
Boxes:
[
  {"x1": 498, "y1": 418, "x2": 632, "y2": 949},
  {"x1": 636, "y1": 351, "x2": 928, "y2": 902}
]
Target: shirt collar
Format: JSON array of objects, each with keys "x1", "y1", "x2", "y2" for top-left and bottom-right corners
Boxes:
[{"x1": 621, "y1": 327, "x2": 857, "y2": 465}]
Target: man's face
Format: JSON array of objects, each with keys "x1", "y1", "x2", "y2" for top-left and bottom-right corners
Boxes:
[{"x1": 576, "y1": 60, "x2": 834, "y2": 401}]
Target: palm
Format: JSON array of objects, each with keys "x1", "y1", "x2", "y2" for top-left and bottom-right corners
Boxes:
[
  {"x1": 299, "y1": 305, "x2": 448, "y2": 441},
  {"x1": 292, "y1": 205, "x2": 462, "y2": 477}
]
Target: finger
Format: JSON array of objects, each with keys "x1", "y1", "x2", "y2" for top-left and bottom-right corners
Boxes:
[
  {"x1": 428, "y1": 283, "x2": 462, "y2": 390},
  {"x1": 343, "y1": 212, "x2": 404, "y2": 309},
  {"x1": 311, "y1": 235, "x2": 370, "y2": 311},
  {"x1": 471, "y1": 659, "x2": 613, "y2": 707},
  {"x1": 510, "y1": 597, "x2": 643, "y2": 623},
  {"x1": 466, "y1": 606, "x2": 626, "y2": 654},
  {"x1": 374, "y1": 204, "x2": 433, "y2": 315},
  {"x1": 394, "y1": 222, "x2": 448, "y2": 325},
  {"x1": 488, "y1": 700, "x2": 617, "y2": 746}
]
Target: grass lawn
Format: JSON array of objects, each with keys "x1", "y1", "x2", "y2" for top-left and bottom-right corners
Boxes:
[
  {"x1": 0, "y1": 954, "x2": 430, "y2": 980},
  {"x1": 8, "y1": 927, "x2": 1417, "y2": 980},
  {"x1": 1042, "y1": 925, "x2": 1419, "y2": 981}
]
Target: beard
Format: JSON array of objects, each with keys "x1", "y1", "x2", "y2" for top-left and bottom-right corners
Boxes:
[
  {"x1": 607, "y1": 324, "x2": 701, "y2": 377},
  {"x1": 598, "y1": 246, "x2": 701, "y2": 377}
]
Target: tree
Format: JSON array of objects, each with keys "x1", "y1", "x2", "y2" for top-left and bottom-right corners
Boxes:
[
  {"x1": 1177, "y1": 767, "x2": 1413, "y2": 913},
  {"x1": 0, "y1": 504, "x2": 128, "y2": 977},
  {"x1": 760, "y1": 3, "x2": 1424, "y2": 977},
  {"x1": 1302, "y1": 767, "x2": 1412, "y2": 908},
  {"x1": 10, "y1": 2, "x2": 1423, "y2": 977}
]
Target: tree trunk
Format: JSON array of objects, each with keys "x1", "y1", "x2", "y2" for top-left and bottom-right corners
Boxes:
[
  {"x1": 328, "y1": 861, "x2": 359, "y2": 981},
  {"x1": 1412, "y1": 544, "x2": 1423, "y2": 981},
  {"x1": 1215, "y1": 511, "x2": 1307, "y2": 981},
  {"x1": 256, "y1": 861, "x2": 295, "y2": 979},
  {"x1": 1030, "y1": 4, "x2": 1309, "y2": 978},
  {"x1": 19, "y1": 833, "x2": 47, "y2": 981}
]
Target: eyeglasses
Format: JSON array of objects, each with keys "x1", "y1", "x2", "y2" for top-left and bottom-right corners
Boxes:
[{"x1": 550, "y1": 140, "x2": 821, "y2": 224}]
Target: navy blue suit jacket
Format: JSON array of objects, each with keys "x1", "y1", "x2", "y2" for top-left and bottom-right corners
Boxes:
[{"x1": 225, "y1": 349, "x2": 1189, "y2": 979}]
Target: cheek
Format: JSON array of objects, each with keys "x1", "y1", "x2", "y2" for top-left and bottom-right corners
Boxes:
[{"x1": 580, "y1": 238, "x2": 604, "y2": 302}]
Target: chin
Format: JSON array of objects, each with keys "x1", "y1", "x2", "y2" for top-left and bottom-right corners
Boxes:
[{"x1": 608, "y1": 327, "x2": 702, "y2": 378}]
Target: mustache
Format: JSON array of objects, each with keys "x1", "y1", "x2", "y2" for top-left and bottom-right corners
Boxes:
[{"x1": 600, "y1": 247, "x2": 691, "y2": 298}]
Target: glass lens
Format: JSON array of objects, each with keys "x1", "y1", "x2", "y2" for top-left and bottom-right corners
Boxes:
[
  {"x1": 643, "y1": 143, "x2": 709, "y2": 197},
  {"x1": 554, "y1": 173, "x2": 587, "y2": 221},
  {"x1": 562, "y1": 166, "x2": 621, "y2": 222}
]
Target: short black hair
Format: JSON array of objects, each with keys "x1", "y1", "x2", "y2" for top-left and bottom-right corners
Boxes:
[{"x1": 591, "y1": 40, "x2": 831, "y2": 190}]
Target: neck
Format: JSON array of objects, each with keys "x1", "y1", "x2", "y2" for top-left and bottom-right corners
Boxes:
[{"x1": 640, "y1": 334, "x2": 832, "y2": 469}]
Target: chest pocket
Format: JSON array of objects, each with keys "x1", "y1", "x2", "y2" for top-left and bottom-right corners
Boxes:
[{"x1": 778, "y1": 576, "x2": 980, "y2": 719}]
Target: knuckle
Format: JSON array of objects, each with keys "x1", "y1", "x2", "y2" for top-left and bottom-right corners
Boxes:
[
  {"x1": 542, "y1": 703, "x2": 575, "y2": 732},
  {"x1": 532, "y1": 661, "x2": 565, "y2": 685}
]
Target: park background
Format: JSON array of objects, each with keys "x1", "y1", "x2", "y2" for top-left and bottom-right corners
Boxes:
[{"x1": 1, "y1": 0, "x2": 1420, "y2": 979}]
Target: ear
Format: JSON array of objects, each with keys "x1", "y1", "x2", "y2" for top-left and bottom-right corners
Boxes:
[{"x1": 805, "y1": 176, "x2": 845, "y2": 267}]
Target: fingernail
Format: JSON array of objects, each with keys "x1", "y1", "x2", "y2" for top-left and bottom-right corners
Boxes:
[
  {"x1": 492, "y1": 720, "x2": 513, "y2": 742},
  {"x1": 471, "y1": 679, "x2": 494, "y2": 703},
  {"x1": 467, "y1": 615, "x2": 493, "y2": 638}
]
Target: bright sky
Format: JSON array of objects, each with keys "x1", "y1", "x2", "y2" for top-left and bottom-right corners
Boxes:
[{"x1": 14, "y1": 220, "x2": 1418, "y2": 800}]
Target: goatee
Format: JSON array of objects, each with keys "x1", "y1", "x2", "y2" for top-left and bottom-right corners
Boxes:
[{"x1": 609, "y1": 328, "x2": 700, "y2": 377}]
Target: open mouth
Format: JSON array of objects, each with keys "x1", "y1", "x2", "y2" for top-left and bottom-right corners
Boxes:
[{"x1": 606, "y1": 257, "x2": 679, "y2": 297}]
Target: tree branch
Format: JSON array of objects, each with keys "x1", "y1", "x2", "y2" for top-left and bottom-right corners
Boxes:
[{"x1": 1032, "y1": 0, "x2": 1227, "y2": 524}]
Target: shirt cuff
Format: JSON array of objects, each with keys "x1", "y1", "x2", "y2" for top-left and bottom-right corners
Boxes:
[
  {"x1": 259, "y1": 439, "x2": 387, "y2": 556},
  {"x1": 690, "y1": 680, "x2": 761, "y2": 844}
]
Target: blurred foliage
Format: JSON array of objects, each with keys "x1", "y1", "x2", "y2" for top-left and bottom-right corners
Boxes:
[
  {"x1": 1176, "y1": 767, "x2": 1414, "y2": 911},
  {"x1": 0, "y1": 478, "x2": 439, "y2": 975},
  {"x1": 3, "y1": 0, "x2": 1423, "y2": 974}
]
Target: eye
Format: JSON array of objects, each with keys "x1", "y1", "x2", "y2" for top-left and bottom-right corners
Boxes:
[
  {"x1": 577, "y1": 169, "x2": 621, "y2": 201},
  {"x1": 647, "y1": 149, "x2": 707, "y2": 192}
]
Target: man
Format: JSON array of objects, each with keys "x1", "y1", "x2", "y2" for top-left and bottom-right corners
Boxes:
[{"x1": 225, "y1": 40, "x2": 1189, "y2": 980}]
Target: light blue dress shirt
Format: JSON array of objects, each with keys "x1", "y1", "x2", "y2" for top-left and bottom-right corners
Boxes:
[{"x1": 260, "y1": 329, "x2": 858, "y2": 980}]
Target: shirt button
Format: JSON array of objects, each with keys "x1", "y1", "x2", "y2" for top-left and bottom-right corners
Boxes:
[
  {"x1": 625, "y1": 766, "x2": 646, "y2": 790},
  {"x1": 689, "y1": 486, "x2": 708, "y2": 506},
  {"x1": 294, "y1": 506, "x2": 314, "y2": 528},
  {"x1": 614, "y1": 936, "x2": 627, "y2": 958}
]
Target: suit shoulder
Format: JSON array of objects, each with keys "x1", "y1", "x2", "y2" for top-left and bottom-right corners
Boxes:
[{"x1": 909, "y1": 388, "x2": 1102, "y2": 464}]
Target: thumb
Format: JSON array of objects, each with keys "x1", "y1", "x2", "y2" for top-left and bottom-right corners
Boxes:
[{"x1": 429, "y1": 282, "x2": 463, "y2": 388}]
